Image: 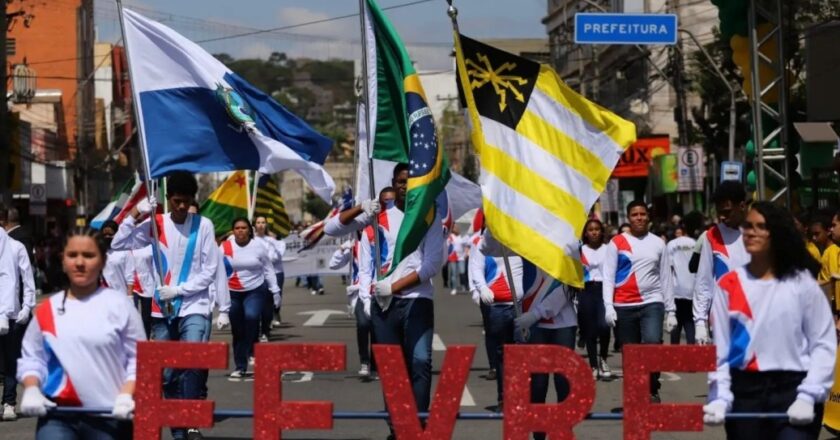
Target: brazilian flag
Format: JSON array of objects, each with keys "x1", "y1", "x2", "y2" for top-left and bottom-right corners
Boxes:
[{"x1": 362, "y1": 0, "x2": 450, "y2": 273}]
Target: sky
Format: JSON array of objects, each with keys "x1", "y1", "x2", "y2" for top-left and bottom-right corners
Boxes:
[{"x1": 96, "y1": 0, "x2": 549, "y2": 70}]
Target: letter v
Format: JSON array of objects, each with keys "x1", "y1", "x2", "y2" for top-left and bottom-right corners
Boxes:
[{"x1": 373, "y1": 345, "x2": 475, "y2": 440}]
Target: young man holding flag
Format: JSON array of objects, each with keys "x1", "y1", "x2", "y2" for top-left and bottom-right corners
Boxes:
[
  {"x1": 111, "y1": 172, "x2": 219, "y2": 440},
  {"x1": 358, "y1": 163, "x2": 446, "y2": 418}
]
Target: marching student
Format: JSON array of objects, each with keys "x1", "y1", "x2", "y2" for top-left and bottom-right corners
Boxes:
[
  {"x1": 468, "y1": 226, "x2": 522, "y2": 410},
  {"x1": 0, "y1": 224, "x2": 36, "y2": 421},
  {"x1": 693, "y1": 182, "x2": 749, "y2": 344},
  {"x1": 703, "y1": 202, "x2": 835, "y2": 439},
  {"x1": 807, "y1": 212, "x2": 832, "y2": 261},
  {"x1": 100, "y1": 220, "x2": 133, "y2": 295},
  {"x1": 602, "y1": 200, "x2": 675, "y2": 403},
  {"x1": 818, "y1": 210, "x2": 840, "y2": 310},
  {"x1": 110, "y1": 171, "x2": 218, "y2": 440},
  {"x1": 220, "y1": 217, "x2": 280, "y2": 379},
  {"x1": 324, "y1": 194, "x2": 382, "y2": 237},
  {"x1": 253, "y1": 215, "x2": 285, "y2": 336},
  {"x1": 18, "y1": 227, "x2": 145, "y2": 439},
  {"x1": 481, "y1": 228, "x2": 577, "y2": 439},
  {"x1": 358, "y1": 164, "x2": 445, "y2": 428},
  {"x1": 667, "y1": 225, "x2": 697, "y2": 344},
  {"x1": 447, "y1": 224, "x2": 470, "y2": 295},
  {"x1": 579, "y1": 219, "x2": 612, "y2": 379}
]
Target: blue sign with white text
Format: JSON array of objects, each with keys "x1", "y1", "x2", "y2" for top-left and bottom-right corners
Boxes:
[{"x1": 574, "y1": 13, "x2": 678, "y2": 45}]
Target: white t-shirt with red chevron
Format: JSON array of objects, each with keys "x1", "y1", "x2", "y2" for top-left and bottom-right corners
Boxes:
[
  {"x1": 17, "y1": 288, "x2": 146, "y2": 408},
  {"x1": 602, "y1": 232, "x2": 675, "y2": 311},
  {"x1": 220, "y1": 238, "x2": 279, "y2": 293}
]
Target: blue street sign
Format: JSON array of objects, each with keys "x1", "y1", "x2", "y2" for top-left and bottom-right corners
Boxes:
[
  {"x1": 574, "y1": 13, "x2": 678, "y2": 45},
  {"x1": 720, "y1": 161, "x2": 743, "y2": 183}
]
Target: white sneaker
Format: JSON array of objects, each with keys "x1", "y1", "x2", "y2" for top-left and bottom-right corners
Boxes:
[
  {"x1": 450, "y1": 289, "x2": 457, "y2": 296},
  {"x1": 259, "y1": 334, "x2": 269, "y2": 343},
  {"x1": 599, "y1": 357, "x2": 612, "y2": 378},
  {"x1": 310, "y1": 290, "x2": 317, "y2": 296},
  {"x1": 228, "y1": 370, "x2": 245, "y2": 381},
  {"x1": 271, "y1": 319, "x2": 281, "y2": 328},
  {"x1": 592, "y1": 368, "x2": 598, "y2": 379},
  {"x1": 2, "y1": 403, "x2": 16, "y2": 421},
  {"x1": 358, "y1": 363, "x2": 370, "y2": 376},
  {"x1": 249, "y1": 356, "x2": 255, "y2": 366}
]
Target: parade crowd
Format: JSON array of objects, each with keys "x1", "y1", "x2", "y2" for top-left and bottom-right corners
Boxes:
[{"x1": 0, "y1": 169, "x2": 837, "y2": 440}]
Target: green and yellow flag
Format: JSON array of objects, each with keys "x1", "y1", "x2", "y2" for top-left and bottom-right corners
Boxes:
[
  {"x1": 200, "y1": 171, "x2": 249, "y2": 236},
  {"x1": 362, "y1": 0, "x2": 450, "y2": 272},
  {"x1": 254, "y1": 174, "x2": 291, "y2": 238}
]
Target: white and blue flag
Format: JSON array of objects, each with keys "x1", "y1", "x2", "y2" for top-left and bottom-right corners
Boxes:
[{"x1": 122, "y1": 9, "x2": 335, "y2": 201}]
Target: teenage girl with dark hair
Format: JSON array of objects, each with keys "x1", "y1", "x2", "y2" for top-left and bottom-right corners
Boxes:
[
  {"x1": 220, "y1": 217, "x2": 280, "y2": 379},
  {"x1": 704, "y1": 202, "x2": 835, "y2": 439},
  {"x1": 18, "y1": 228, "x2": 145, "y2": 439},
  {"x1": 579, "y1": 219, "x2": 612, "y2": 379}
]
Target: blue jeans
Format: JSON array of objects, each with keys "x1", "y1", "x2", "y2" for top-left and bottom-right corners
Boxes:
[
  {"x1": 371, "y1": 297, "x2": 434, "y2": 411},
  {"x1": 528, "y1": 325, "x2": 576, "y2": 440},
  {"x1": 485, "y1": 304, "x2": 515, "y2": 403},
  {"x1": 307, "y1": 276, "x2": 323, "y2": 290},
  {"x1": 616, "y1": 302, "x2": 665, "y2": 395},
  {"x1": 151, "y1": 313, "x2": 209, "y2": 440},
  {"x1": 36, "y1": 415, "x2": 131, "y2": 440},
  {"x1": 230, "y1": 285, "x2": 265, "y2": 372}
]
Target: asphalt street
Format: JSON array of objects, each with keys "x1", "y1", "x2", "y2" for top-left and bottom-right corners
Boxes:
[{"x1": 2, "y1": 275, "x2": 833, "y2": 439}]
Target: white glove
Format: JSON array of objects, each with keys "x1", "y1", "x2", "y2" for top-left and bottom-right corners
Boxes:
[
  {"x1": 374, "y1": 280, "x2": 392, "y2": 298},
  {"x1": 136, "y1": 196, "x2": 157, "y2": 216},
  {"x1": 702, "y1": 399, "x2": 728, "y2": 426},
  {"x1": 787, "y1": 399, "x2": 815, "y2": 425},
  {"x1": 604, "y1": 305, "x2": 617, "y2": 327},
  {"x1": 216, "y1": 312, "x2": 230, "y2": 330},
  {"x1": 157, "y1": 285, "x2": 180, "y2": 301},
  {"x1": 664, "y1": 312, "x2": 678, "y2": 333},
  {"x1": 479, "y1": 286, "x2": 495, "y2": 305},
  {"x1": 272, "y1": 291, "x2": 282, "y2": 308},
  {"x1": 111, "y1": 393, "x2": 135, "y2": 420},
  {"x1": 363, "y1": 298, "x2": 371, "y2": 318},
  {"x1": 695, "y1": 322, "x2": 711, "y2": 344},
  {"x1": 340, "y1": 240, "x2": 355, "y2": 251},
  {"x1": 20, "y1": 386, "x2": 56, "y2": 417},
  {"x1": 471, "y1": 293, "x2": 480, "y2": 306},
  {"x1": 514, "y1": 311, "x2": 540, "y2": 335},
  {"x1": 361, "y1": 199, "x2": 381, "y2": 216},
  {"x1": 0, "y1": 316, "x2": 9, "y2": 336},
  {"x1": 16, "y1": 306, "x2": 31, "y2": 325},
  {"x1": 346, "y1": 285, "x2": 360, "y2": 296}
]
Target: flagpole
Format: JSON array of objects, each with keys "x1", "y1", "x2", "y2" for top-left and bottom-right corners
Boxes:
[
  {"x1": 250, "y1": 171, "x2": 260, "y2": 221},
  {"x1": 447, "y1": 0, "x2": 526, "y2": 341},
  {"x1": 358, "y1": 0, "x2": 383, "y2": 286},
  {"x1": 245, "y1": 171, "x2": 254, "y2": 220},
  {"x1": 116, "y1": 0, "x2": 172, "y2": 315}
]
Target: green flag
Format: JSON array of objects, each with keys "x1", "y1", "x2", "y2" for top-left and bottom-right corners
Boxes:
[{"x1": 363, "y1": 0, "x2": 451, "y2": 272}]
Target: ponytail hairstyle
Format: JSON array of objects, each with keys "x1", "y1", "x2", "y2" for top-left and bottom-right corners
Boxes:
[{"x1": 59, "y1": 227, "x2": 109, "y2": 290}]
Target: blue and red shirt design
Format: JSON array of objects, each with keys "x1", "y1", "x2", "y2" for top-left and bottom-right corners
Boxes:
[
  {"x1": 612, "y1": 234, "x2": 642, "y2": 304},
  {"x1": 35, "y1": 302, "x2": 82, "y2": 407},
  {"x1": 718, "y1": 271, "x2": 759, "y2": 371}
]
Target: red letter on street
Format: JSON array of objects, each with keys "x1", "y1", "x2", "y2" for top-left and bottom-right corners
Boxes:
[
  {"x1": 253, "y1": 343, "x2": 346, "y2": 440},
  {"x1": 374, "y1": 344, "x2": 474, "y2": 440},
  {"x1": 134, "y1": 341, "x2": 228, "y2": 440},
  {"x1": 503, "y1": 344, "x2": 595, "y2": 440},
  {"x1": 622, "y1": 345, "x2": 715, "y2": 440}
]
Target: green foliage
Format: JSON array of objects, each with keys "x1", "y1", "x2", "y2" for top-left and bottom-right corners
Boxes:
[{"x1": 303, "y1": 191, "x2": 331, "y2": 219}]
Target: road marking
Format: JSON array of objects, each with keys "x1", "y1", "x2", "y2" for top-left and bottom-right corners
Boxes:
[
  {"x1": 283, "y1": 371, "x2": 314, "y2": 382},
  {"x1": 297, "y1": 309, "x2": 346, "y2": 326},
  {"x1": 432, "y1": 333, "x2": 446, "y2": 351},
  {"x1": 432, "y1": 333, "x2": 475, "y2": 406}
]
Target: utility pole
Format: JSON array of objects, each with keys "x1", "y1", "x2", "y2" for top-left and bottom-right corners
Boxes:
[
  {"x1": 0, "y1": 1, "x2": 9, "y2": 206},
  {"x1": 671, "y1": 0, "x2": 690, "y2": 149}
]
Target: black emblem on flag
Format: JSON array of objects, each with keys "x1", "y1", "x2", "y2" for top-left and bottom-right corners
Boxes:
[{"x1": 457, "y1": 34, "x2": 540, "y2": 130}]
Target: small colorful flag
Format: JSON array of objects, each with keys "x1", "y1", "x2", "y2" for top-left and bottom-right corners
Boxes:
[
  {"x1": 254, "y1": 174, "x2": 291, "y2": 237},
  {"x1": 200, "y1": 171, "x2": 249, "y2": 236},
  {"x1": 91, "y1": 174, "x2": 147, "y2": 229}
]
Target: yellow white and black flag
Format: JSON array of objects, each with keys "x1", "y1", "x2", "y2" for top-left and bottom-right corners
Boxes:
[{"x1": 454, "y1": 33, "x2": 636, "y2": 288}]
